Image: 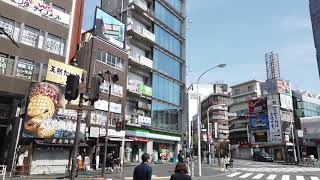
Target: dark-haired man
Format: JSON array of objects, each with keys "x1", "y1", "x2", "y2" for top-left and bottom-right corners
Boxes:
[{"x1": 133, "y1": 153, "x2": 152, "y2": 180}]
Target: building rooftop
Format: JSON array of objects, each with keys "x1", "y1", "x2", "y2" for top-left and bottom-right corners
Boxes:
[{"x1": 230, "y1": 80, "x2": 263, "y2": 88}]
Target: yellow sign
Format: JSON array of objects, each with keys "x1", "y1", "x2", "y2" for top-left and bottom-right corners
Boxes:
[{"x1": 46, "y1": 59, "x2": 85, "y2": 85}]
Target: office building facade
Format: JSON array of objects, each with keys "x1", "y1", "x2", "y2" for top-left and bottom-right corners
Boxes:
[
  {"x1": 309, "y1": 0, "x2": 320, "y2": 78},
  {"x1": 0, "y1": 0, "x2": 83, "y2": 173},
  {"x1": 229, "y1": 80, "x2": 263, "y2": 159},
  {"x1": 99, "y1": 0, "x2": 186, "y2": 163}
]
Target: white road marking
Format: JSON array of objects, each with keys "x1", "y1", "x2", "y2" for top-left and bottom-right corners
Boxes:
[
  {"x1": 281, "y1": 175, "x2": 290, "y2": 180},
  {"x1": 227, "y1": 172, "x2": 241, "y2": 177},
  {"x1": 311, "y1": 177, "x2": 320, "y2": 180},
  {"x1": 239, "y1": 173, "x2": 253, "y2": 178},
  {"x1": 266, "y1": 174, "x2": 277, "y2": 180},
  {"x1": 252, "y1": 173, "x2": 264, "y2": 179},
  {"x1": 296, "y1": 176, "x2": 305, "y2": 180}
]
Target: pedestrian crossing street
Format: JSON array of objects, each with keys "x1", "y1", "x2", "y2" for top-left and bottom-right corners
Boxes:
[
  {"x1": 235, "y1": 167, "x2": 320, "y2": 172},
  {"x1": 226, "y1": 172, "x2": 320, "y2": 180}
]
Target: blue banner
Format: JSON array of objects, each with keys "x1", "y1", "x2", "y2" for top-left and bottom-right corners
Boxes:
[{"x1": 249, "y1": 114, "x2": 269, "y2": 129}]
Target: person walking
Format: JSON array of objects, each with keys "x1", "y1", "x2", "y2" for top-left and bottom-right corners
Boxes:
[
  {"x1": 133, "y1": 153, "x2": 152, "y2": 180},
  {"x1": 177, "y1": 150, "x2": 184, "y2": 163},
  {"x1": 170, "y1": 162, "x2": 192, "y2": 180}
]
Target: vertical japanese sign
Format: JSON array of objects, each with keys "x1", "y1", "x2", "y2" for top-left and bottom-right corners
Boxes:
[{"x1": 267, "y1": 94, "x2": 282, "y2": 142}]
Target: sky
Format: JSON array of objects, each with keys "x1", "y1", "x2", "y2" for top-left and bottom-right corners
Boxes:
[{"x1": 186, "y1": 0, "x2": 320, "y2": 94}]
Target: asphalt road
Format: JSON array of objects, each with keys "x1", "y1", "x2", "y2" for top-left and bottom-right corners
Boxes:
[{"x1": 9, "y1": 159, "x2": 320, "y2": 180}]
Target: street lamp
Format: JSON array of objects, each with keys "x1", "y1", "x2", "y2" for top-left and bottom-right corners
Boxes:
[{"x1": 196, "y1": 64, "x2": 226, "y2": 176}]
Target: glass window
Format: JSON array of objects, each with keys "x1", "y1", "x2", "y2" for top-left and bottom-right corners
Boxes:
[
  {"x1": 21, "y1": 25, "x2": 41, "y2": 47},
  {"x1": 164, "y1": 0, "x2": 182, "y2": 13},
  {"x1": 0, "y1": 54, "x2": 15, "y2": 76},
  {"x1": 15, "y1": 58, "x2": 35, "y2": 80},
  {"x1": 46, "y1": 33, "x2": 65, "y2": 56},
  {"x1": 155, "y1": 2, "x2": 181, "y2": 34},
  {"x1": 152, "y1": 74, "x2": 181, "y2": 106},
  {"x1": 153, "y1": 48, "x2": 181, "y2": 80},
  {"x1": 96, "y1": 50, "x2": 124, "y2": 70},
  {"x1": 154, "y1": 25, "x2": 181, "y2": 57},
  {"x1": 0, "y1": 16, "x2": 20, "y2": 41},
  {"x1": 152, "y1": 100, "x2": 181, "y2": 130}
]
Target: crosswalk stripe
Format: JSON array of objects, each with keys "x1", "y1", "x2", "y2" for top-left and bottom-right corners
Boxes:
[
  {"x1": 296, "y1": 176, "x2": 305, "y2": 180},
  {"x1": 266, "y1": 174, "x2": 277, "y2": 180},
  {"x1": 227, "y1": 172, "x2": 241, "y2": 177},
  {"x1": 281, "y1": 175, "x2": 290, "y2": 180},
  {"x1": 252, "y1": 173, "x2": 265, "y2": 179},
  {"x1": 311, "y1": 177, "x2": 320, "y2": 180},
  {"x1": 239, "y1": 173, "x2": 253, "y2": 178}
]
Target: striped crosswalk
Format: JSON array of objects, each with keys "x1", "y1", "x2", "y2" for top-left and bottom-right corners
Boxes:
[{"x1": 226, "y1": 172, "x2": 320, "y2": 180}]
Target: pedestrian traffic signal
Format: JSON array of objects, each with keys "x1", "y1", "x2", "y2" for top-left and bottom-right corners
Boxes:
[
  {"x1": 65, "y1": 74, "x2": 79, "y2": 101},
  {"x1": 89, "y1": 75, "x2": 103, "y2": 105},
  {"x1": 116, "y1": 121, "x2": 122, "y2": 132}
]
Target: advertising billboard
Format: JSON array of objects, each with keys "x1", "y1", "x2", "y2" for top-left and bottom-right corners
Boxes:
[
  {"x1": 23, "y1": 82, "x2": 86, "y2": 139},
  {"x1": 267, "y1": 94, "x2": 282, "y2": 142},
  {"x1": 249, "y1": 114, "x2": 269, "y2": 129},
  {"x1": 280, "y1": 94, "x2": 293, "y2": 110},
  {"x1": 93, "y1": 7, "x2": 125, "y2": 48},
  {"x1": 261, "y1": 79, "x2": 291, "y2": 96}
]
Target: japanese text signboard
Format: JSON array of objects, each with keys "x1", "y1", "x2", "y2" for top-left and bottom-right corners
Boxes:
[
  {"x1": 267, "y1": 94, "x2": 282, "y2": 142},
  {"x1": 46, "y1": 59, "x2": 84, "y2": 85}
]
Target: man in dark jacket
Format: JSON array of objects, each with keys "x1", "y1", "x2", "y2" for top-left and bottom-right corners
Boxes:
[
  {"x1": 177, "y1": 150, "x2": 184, "y2": 163},
  {"x1": 133, "y1": 153, "x2": 152, "y2": 180}
]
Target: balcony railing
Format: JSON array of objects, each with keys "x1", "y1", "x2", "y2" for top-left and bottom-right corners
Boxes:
[
  {"x1": 129, "y1": 0, "x2": 155, "y2": 16},
  {"x1": 127, "y1": 23, "x2": 155, "y2": 42},
  {"x1": 129, "y1": 54, "x2": 153, "y2": 69}
]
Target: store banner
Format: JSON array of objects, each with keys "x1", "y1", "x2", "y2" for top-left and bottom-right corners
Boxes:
[
  {"x1": 94, "y1": 100, "x2": 122, "y2": 114},
  {"x1": 2, "y1": 0, "x2": 70, "y2": 25},
  {"x1": 137, "y1": 115, "x2": 151, "y2": 126},
  {"x1": 139, "y1": 84, "x2": 152, "y2": 96},
  {"x1": 126, "y1": 130, "x2": 181, "y2": 141},
  {"x1": 267, "y1": 94, "x2": 282, "y2": 142},
  {"x1": 280, "y1": 94, "x2": 293, "y2": 110},
  {"x1": 23, "y1": 82, "x2": 86, "y2": 139},
  {"x1": 46, "y1": 59, "x2": 85, "y2": 85}
]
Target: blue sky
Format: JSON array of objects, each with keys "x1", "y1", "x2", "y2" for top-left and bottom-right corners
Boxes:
[{"x1": 186, "y1": 0, "x2": 319, "y2": 93}]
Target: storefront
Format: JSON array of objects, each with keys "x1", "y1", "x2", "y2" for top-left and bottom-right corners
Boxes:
[{"x1": 125, "y1": 128, "x2": 181, "y2": 163}]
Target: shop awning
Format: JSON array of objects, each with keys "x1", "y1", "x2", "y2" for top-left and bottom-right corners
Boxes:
[{"x1": 34, "y1": 139, "x2": 88, "y2": 147}]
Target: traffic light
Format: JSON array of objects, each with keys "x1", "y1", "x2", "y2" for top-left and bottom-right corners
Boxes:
[
  {"x1": 116, "y1": 121, "x2": 122, "y2": 132},
  {"x1": 65, "y1": 74, "x2": 79, "y2": 101},
  {"x1": 89, "y1": 75, "x2": 103, "y2": 105}
]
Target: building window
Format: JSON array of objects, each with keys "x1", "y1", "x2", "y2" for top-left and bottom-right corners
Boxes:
[
  {"x1": 234, "y1": 89, "x2": 240, "y2": 95},
  {"x1": 96, "y1": 50, "x2": 124, "y2": 70},
  {"x1": 0, "y1": 53, "x2": 15, "y2": 76},
  {"x1": 15, "y1": 58, "x2": 38, "y2": 81},
  {"x1": 52, "y1": 4, "x2": 66, "y2": 13},
  {"x1": 152, "y1": 74, "x2": 181, "y2": 106},
  {"x1": 155, "y1": 1, "x2": 181, "y2": 34},
  {"x1": 164, "y1": 0, "x2": 182, "y2": 13},
  {"x1": 46, "y1": 33, "x2": 65, "y2": 56},
  {"x1": 248, "y1": 85, "x2": 254, "y2": 92},
  {"x1": 152, "y1": 100, "x2": 181, "y2": 130},
  {"x1": 21, "y1": 25, "x2": 44, "y2": 48},
  {"x1": 0, "y1": 16, "x2": 21, "y2": 41},
  {"x1": 153, "y1": 48, "x2": 181, "y2": 80},
  {"x1": 154, "y1": 25, "x2": 181, "y2": 57}
]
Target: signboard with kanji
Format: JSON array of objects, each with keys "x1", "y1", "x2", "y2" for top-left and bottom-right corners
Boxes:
[{"x1": 267, "y1": 94, "x2": 282, "y2": 142}]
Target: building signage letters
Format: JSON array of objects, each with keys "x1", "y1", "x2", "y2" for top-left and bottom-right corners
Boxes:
[
  {"x1": 267, "y1": 94, "x2": 282, "y2": 142},
  {"x1": 3, "y1": 0, "x2": 70, "y2": 25}
]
